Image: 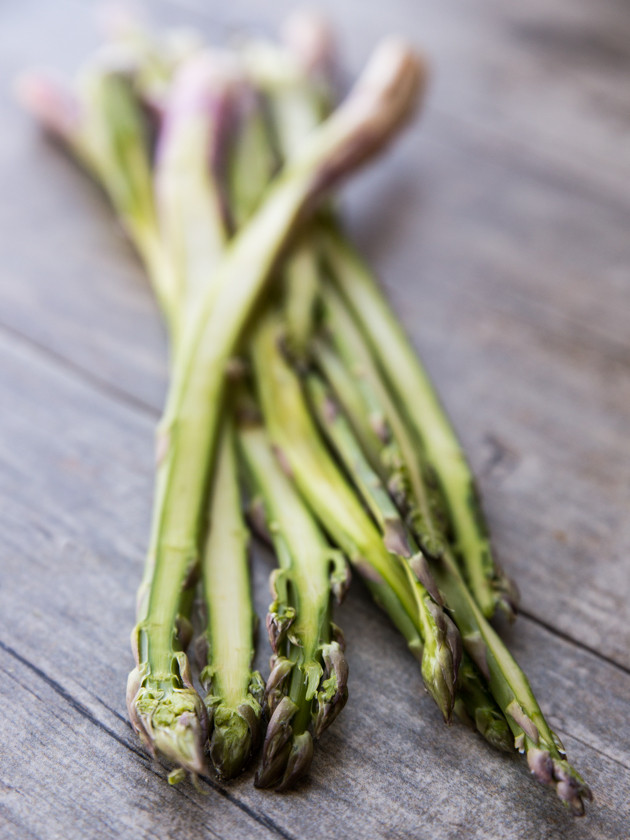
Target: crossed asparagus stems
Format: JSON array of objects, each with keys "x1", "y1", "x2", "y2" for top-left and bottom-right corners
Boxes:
[{"x1": 18, "y1": 10, "x2": 591, "y2": 814}]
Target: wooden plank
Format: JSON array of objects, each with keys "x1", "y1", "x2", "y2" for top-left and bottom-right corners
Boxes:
[
  {"x1": 1, "y1": 1, "x2": 630, "y2": 835},
  {"x1": 0, "y1": 325, "x2": 628, "y2": 839}
]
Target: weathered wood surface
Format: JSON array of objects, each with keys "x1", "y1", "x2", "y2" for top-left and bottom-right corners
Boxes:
[{"x1": 1, "y1": 0, "x2": 629, "y2": 838}]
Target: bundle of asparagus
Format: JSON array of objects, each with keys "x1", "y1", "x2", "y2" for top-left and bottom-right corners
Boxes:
[{"x1": 18, "y1": 9, "x2": 591, "y2": 815}]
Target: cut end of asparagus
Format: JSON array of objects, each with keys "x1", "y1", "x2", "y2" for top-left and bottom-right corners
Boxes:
[
  {"x1": 258, "y1": 643, "x2": 347, "y2": 789},
  {"x1": 15, "y1": 71, "x2": 81, "y2": 145},
  {"x1": 203, "y1": 669, "x2": 265, "y2": 779},
  {"x1": 527, "y1": 748, "x2": 593, "y2": 816},
  {"x1": 127, "y1": 667, "x2": 209, "y2": 775},
  {"x1": 280, "y1": 8, "x2": 336, "y2": 79},
  {"x1": 308, "y1": 39, "x2": 426, "y2": 194}
]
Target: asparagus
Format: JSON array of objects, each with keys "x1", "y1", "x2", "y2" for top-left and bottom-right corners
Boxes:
[
  {"x1": 429, "y1": 548, "x2": 591, "y2": 813},
  {"x1": 198, "y1": 417, "x2": 264, "y2": 779},
  {"x1": 127, "y1": 38, "x2": 425, "y2": 773},
  {"x1": 252, "y1": 308, "x2": 459, "y2": 721},
  {"x1": 153, "y1": 51, "x2": 243, "y2": 335},
  {"x1": 454, "y1": 654, "x2": 513, "y2": 754},
  {"x1": 316, "y1": 280, "x2": 450, "y2": 560},
  {"x1": 242, "y1": 14, "x2": 334, "y2": 360},
  {"x1": 17, "y1": 57, "x2": 179, "y2": 329},
  {"x1": 316, "y1": 264, "x2": 589, "y2": 811},
  {"x1": 238, "y1": 409, "x2": 349, "y2": 789},
  {"x1": 311, "y1": 313, "x2": 512, "y2": 750},
  {"x1": 319, "y1": 225, "x2": 518, "y2": 620},
  {"x1": 305, "y1": 371, "x2": 461, "y2": 717}
]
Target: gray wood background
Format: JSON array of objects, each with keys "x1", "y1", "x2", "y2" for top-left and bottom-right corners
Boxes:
[{"x1": 1, "y1": 0, "x2": 629, "y2": 838}]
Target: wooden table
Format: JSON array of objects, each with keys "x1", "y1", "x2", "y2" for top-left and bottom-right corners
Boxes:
[{"x1": 1, "y1": 1, "x2": 629, "y2": 838}]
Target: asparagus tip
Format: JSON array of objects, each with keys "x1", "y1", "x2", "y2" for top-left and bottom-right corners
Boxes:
[
  {"x1": 255, "y1": 696, "x2": 298, "y2": 789},
  {"x1": 475, "y1": 708, "x2": 514, "y2": 754},
  {"x1": 209, "y1": 703, "x2": 261, "y2": 779},
  {"x1": 280, "y1": 8, "x2": 336, "y2": 79},
  {"x1": 527, "y1": 748, "x2": 592, "y2": 816},
  {"x1": 421, "y1": 601, "x2": 461, "y2": 723}
]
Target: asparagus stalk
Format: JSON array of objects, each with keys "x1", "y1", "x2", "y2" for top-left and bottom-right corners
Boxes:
[
  {"x1": 127, "y1": 39, "x2": 425, "y2": 773},
  {"x1": 153, "y1": 51, "x2": 243, "y2": 335},
  {"x1": 311, "y1": 325, "x2": 513, "y2": 749},
  {"x1": 100, "y1": 53, "x2": 266, "y2": 778},
  {"x1": 454, "y1": 653, "x2": 513, "y2": 753},
  {"x1": 319, "y1": 225, "x2": 518, "y2": 620},
  {"x1": 252, "y1": 307, "x2": 459, "y2": 721},
  {"x1": 242, "y1": 16, "x2": 334, "y2": 359},
  {"x1": 305, "y1": 371, "x2": 461, "y2": 718},
  {"x1": 17, "y1": 59, "x2": 179, "y2": 329},
  {"x1": 198, "y1": 417, "x2": 264, "y2": 779},
  {"x1": 316, "y1": 269, "x2": 589, "y2": 810},
  {"x1": 238, "y1": 411, "x2": 349, "y2": 789},
  {"x1": 429, "y1": 548, "x2": 591, "y2": 813},
  {"x1": 317, "y1": 280, "x2": 450, "y2": 559}
]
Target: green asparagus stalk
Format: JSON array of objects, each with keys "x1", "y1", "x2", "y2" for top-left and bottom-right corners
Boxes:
[
  {"x1": 108, "y1": 53, "x2": 267, "y2": 778},
  {"x1": 311, "y1": 319, "x2": 512, "y2": 749},
  {"x1": 317, "y1": 280, "x2": 450, "y2": 559},
  {"x1": 305, "y1": 371, "x2": 461, "y2": 718},
  {"x1": 454, "y1": 653, "x2": 513, "y2": 753},
  {"x1": 319, "y1": 225, "x2": 518, "y2": 620},
  {"x1": 242, "y1": 16, "x2": 334, "y2": 359},
  {"x1": 316, "y1": 266, "x2": 589, "y2": 810},
  {"x1": 226, "y1": 86, "x2": 277, "y2": 231},
  {"x1": 252, "y1": 307, "x2": 459, "y2": 721},
  {"x1": 17, "y1": 59, "x2": 179, "y2": 329},
  {"x1": 198, "y1": 417, "x2": 265, "y2": 779},
  {"x1": 153, "y1": 51, "x2": 243, "y2": 335},
  {"x1": 238, "y1": 410, "x2": 349, "y2": 789},
  {"x1": 127, "y1": 39, "x2": 425, "y2": 773},
  {"x1": 429, "y1": 548, "x2": 591, "y2": 813}
]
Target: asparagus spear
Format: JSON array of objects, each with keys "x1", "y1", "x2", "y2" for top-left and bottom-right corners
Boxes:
[
  {"x1": 315, "y1": 273, "x2": 589, "y2": 811},
  {"x1": 198, "y1": 417, "x2": 264, "y2": 779},
  {"x1": 454, "y1": 653, "x2": 513, "y2": 753},
  {"x1": 319, "y1": 225, "x2": 518, "y2": 620},
  {"x1": 316, "y1": 280, "x2": 450, "y2": 560},
  {"x1": 305, "y1": 371, "x2": 461, "y2": 718},
  {"x1": 242, "y1": 14, "x2": 334, "y2": 360},
  {"x1": 311, "y1": 318, "x2": 512, "y2": 750},
  {"x1": 429, "y1": 548, "x2": 591, "y2": 813},
  {"x1": 17, "y1": 57, "x2": 179, "y2": 329},
  {"x1": 153, "y1": 51, "x2": 243, "y2": 335},
  {"x1": 252, "y1": 307, "x2": 459, "y2": 721},
  {"x1": 127, "y1": 39, "x2": 425, "y2": 773},
  {"x1": 238, "y1": 409, "x2": 349, "y2": 789}
]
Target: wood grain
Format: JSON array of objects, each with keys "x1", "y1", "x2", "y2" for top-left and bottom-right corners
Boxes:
[
  {"x1": 1, "y1": 0, "x2": 629, "y2": 837},
  {"x1": 1, "y1": 332, "x2": 628, "y2": 839}
]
